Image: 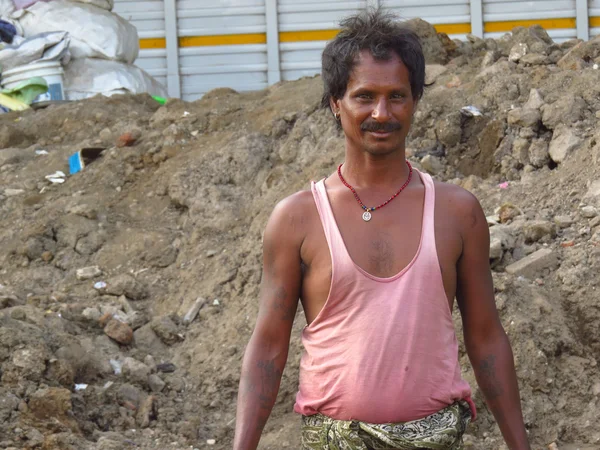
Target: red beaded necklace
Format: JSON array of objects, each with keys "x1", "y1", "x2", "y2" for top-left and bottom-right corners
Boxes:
[{"x1": 337, "y1": 161, "x2": 413, "y2": 222}]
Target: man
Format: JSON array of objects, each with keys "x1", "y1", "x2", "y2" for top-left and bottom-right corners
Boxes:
[{"x1": 234, "y1": 9, "x2": 530, "y2": 450}]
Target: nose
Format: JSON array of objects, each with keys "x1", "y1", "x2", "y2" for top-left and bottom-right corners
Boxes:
[{"x1": 372, "y1": 97, "x2": 391, "y2": 122}]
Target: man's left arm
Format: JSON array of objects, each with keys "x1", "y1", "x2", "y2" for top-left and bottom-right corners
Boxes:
[{"x1": 455, "y1": 191, "x2": 530, "y2": 450}]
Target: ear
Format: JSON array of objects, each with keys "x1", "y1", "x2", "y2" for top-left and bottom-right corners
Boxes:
[{"x1": 329, "y1": 96, "x2": 340, "y2": 116}]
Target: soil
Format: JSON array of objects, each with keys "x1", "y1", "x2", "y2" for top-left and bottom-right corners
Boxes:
[{"x1": 0, "y1": 22, "x2": 599, "y2": 450}]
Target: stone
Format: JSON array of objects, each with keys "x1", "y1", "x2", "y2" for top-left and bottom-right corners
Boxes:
[
  {"x1": 148, "y1": 374, "x2": 166, "y2": 393},
  {"x1": 406, "y1": 18, "x2": 448, "y2": 64},
  {"x1": 481, "y1": 50, "x2": 500, "y2": 68},
  {"x1": 151, "y1": 316, "x2": 183, "y2": 346},
  {"x1": 541, "y1": 95, "x2": 586, "y2": 129},
  {"x1": 528, "y1": 139, "x2": 550, "y2": 168},
  {"x1": 511, "y1": 137, "x2": 531, "y2": 165},
  {"x1": 183, "y1": 297, "x2": 207, "y2": 325},
  {"x1": 520, "y1": 53, "x2": 546, "y2": 65},
  {"x1": 136, "y1": 395, "x2": 156, "y2": 428},
  {"x1": 66, "y1": 204, "x2": 98, "y2": 220},
  {"x1": 584, "y1": 180, "x2": 600, "y2": 205},
  {"x1": 489, "y1": 226, "x2": 516, "y2": 261},
  {"x1": 435, "y1": 112, "x2": 462, "y2": 147},
  {"x1": 507, "y1": 108, "x2": 540, "y2": 128},
  {"x1": 126, "y1": 310, "x2": 149, "y2": 330},
  {"x1": 104, "y1": 319, "x2": 134, "y2": 345},
  {"x1": 581, "y1": 206, "x2": 598, "y2": 218},
  {"x1": 424, "y1": 64, "x2": 447, "y2": 84},
  {"x1": 8, "y1": 347, "x2": 47, "y2": 382},
  {"x1": 524, "y1": 89, "x2": 545, "y2": 110},
  {"x1": 554, "y1": 215, "x2": 573, "y2": 228},
  {"x1": 82, "y1": 307, "x2": 102, "y2": 322},
  {"x1": 558, "y1": 36, "x2": 600, "y2": 70},
  {"x1": 122, "y1": 357, "x2": 150, "y2": 386},
  {"x1": 498, "y1": 203, "x2": 521, "y2": 223},
  {"x1": 549, "y1": 126, "x2": 582, "y2": 164},
  {"x1": 506, "y1": 249, "x2": 558, "y2": 278},
  {"x1": 134, "y1": 324, "x2": 168, "y2": 354},
  {"x1": 117, "y1": 383, "x2": 142, "y2": 409},
  {"x1": 76, "y1": 266, "x2": 102, "y2": 280},
  {"x1": 104, "y1": 274, "x2": 147, "y2": 300},
  {"x1": 523, "y1": 220, "x2": 557, "y2": 243},
  {"x1": 420, "y1": 155, "x2": 445, "y2": 175},
  {"x1": 28, "y1": 387, "x2": 72, "y2": 421},
  {"x1": 509, "y1": 43, "x2": 528, "y2": 62},
  {"x1": 116, "y1": 132, "x2": 137, "y2": 148},
  {"x1": 156, "y1": 362, "x2": 177, "y2": 373},
  {"x1": 4, "y1": 188, "x2": 25, "y2": 196}
]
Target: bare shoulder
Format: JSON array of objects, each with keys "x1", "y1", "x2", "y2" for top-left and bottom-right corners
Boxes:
[
  {"x1": 265, "y1": 189, "x2": 317, "y2": 245},
  {"x1": 432, "y1": 180, "x2": 487, "y2": 234}
]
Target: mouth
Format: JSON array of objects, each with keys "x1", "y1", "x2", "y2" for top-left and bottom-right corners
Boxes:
[{"x1": 367, "y1": 130, "x2": 394, "y2": 138}]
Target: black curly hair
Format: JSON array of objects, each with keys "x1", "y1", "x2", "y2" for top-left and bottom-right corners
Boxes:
[{"x1": 321, "y1": 8, "x2": 426, "y2": 112}]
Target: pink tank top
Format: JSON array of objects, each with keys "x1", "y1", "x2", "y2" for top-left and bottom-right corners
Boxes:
[{"x1": 294, "y1": 170, "x2": 475, "y2": 423}]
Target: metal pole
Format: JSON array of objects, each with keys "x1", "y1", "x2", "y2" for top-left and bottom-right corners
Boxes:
[
  {"x1": 265, "y1": 0, "x2": 281, "y2": 85},
  {"x1": 164, "y1": 0, "x2": 181, "y2": 98},
  {"x1": 470, "y1": 0, "x2": 484, "y2": 38},
  {"x1": 576, "y1": 0, "x2": 589, "y2": 41}
]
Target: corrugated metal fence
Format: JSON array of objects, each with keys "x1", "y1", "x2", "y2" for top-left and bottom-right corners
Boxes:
[{"x1": 114, "y1": 0, "x2": 598, "y2": 101}]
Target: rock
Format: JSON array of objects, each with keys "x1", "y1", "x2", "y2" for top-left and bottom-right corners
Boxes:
[
  {"x1": 66, "y1": 203, "x2": 98, "y2": 220},
  {"x1": 424, "y1": 64, "x2": 447, "y2": 84},
  {"x1": 148, "y1": 374, "x2": 166, "y2": 393},
  {"x1": 104, "y1": 274, "x2": 147, "y2": 300},
  {"x1": 28, "y1": 387, "x2": 72, "y2": 421},
  {"x1": 581, "y1": 206, "x2": 598, "y2": 218},
  {"x1": 136, "y1": 395, "x2": 156, "y2": 428},
  {"x1": 507, "y1": 108, "x2": 540, "y2": 128},
  {"x1": 554, "y1": 215, "x2": 573, "y2": 228},
  {"x1": 151, "y1": 316, "x2": 183, "y2": 346},
  {"x1": 523, "y1": 220, "x2": 557, "y2": 243},
  {"x1": 406, "y1": 18, "x2": 448, "y2": 64},
  {"x1": 498, "y1": 203, "x2": 521, "y2": 223},
  {"x1": 116, "y1": 132, "x2": 137, "y2": 148},
  {"x1": 509, "y1": 43, "x2": 528, "y2": 62},
  {"x1": 489, "y1": 225, "x2": 516, "y2": 261},
  {"x1": 558, "y1": 36, "x2": 600, "y2": 70},
  {"x1": 6, "y1": 347, "x2": 47, "y2": 383},
  {"x1": 420, "y1": 154, "x2": 445, "y2": 175},
  {"x1": 122, "y1": 357, "x2": 150, "y2": 386},
  {"x1": 481, "y1": 50, "x2": 500, "y2": 68},
  {"x1": 104, "y1": 319, "x2": 134, "y2": 345},
  {"x1": 506, "y1": 248, "x2": 558, "y2": 278},
  {"x1": 4, "y1": 188, "x2": 25, "y2": 196},
  {"x1": 125, "y1": 310, "x2": 149, "y2": 330},
  {"x1": 0, "y1": 294, "x2": 22, "y2": 309},
  {"x1": 434, "y1": 112, "x2": 462, "y2": 148},
  {"x1": 117, "y1": 383, "x2": 142, "y2": 409},
  {"x1": 183, "y1": 297, "x2": 207, "y2": 325},
  {"x1": 511, "y1": 137, "x2": 531, "y2": 165},
  {"x1": 528, "y1": 139, "x2": 550, "y2": 168},
  {"x1": 519, "y1": 52, "x2": 546, "y2": 65},
  {"x1": 524, "y1": 89, "x2": 544, "y2": 110},
  {"x1": 134, "y1": 324, "x2": 168, "y2": 354},
  {"x1": 548, "y1": 126, "x2": 582, "y2": 164},
  {"x1": 584, "y1": 180, "x2": 600, "y2": 206},
  {"x1": 541, "y1": 95, "x2": 586, "y2": 129},
  {"x1": 76, "y1": 266, "x2": 102, "y2": 280}
]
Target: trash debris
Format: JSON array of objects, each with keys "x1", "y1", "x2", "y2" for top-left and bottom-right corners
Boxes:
[
  {"x1": 207, "y1": 439, "x2": 216, "y2": 445},
  {"x1": 152, "y1": 95, "x2": 167, "y2": 105},
  {"x1": 69, "y1": 147, "x2": 104, "y2": 175},
  {"x1": 156, "y1": 362, "x2": 176, "y2": 373},
  {"x1": 45, "y1": 171, "x2": 66, "y2": 184},
  {"x1": 103, "y1": 381, "x2": 114, "y2": 390},
  {"x1": 94, "y1": 281, "x2": 107, "y2": 290},
  {"x1": 116, "y1": 132, "x2": 137, "y2": 148},
  {"x1": 35, "y1": 149, "x2": 49, "y2": 155},
  {"x1": 1, "y1": 77, "x2": 49, "y2": 105},
  {"x1": 74, "y1": 384, "x2": 88, "y2": 391},
  {"x1": 0, "y1": 92, "x2": 29, "y2": 111},
  {"x1": 498, "y1": 181, "x2": 509, "y2": 189},
  {"x1": 460, "y1": 105, "x2": 483, "y2": 117},
  {"x1": 213, "y1": 299, "x2": 220, "y2": 306},
  {"x1": 0, "y1": 19, "x2": 17, "y2": 44},
  {"x1": 182, "y1": 111, "x2": 190, "y2": 117},
  {"x1": 109, "y1": 359, "x2": 122, "y2": 375}
]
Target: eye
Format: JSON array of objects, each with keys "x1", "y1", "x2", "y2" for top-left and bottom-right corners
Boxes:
[
  {"x1": 391, "y1": 93, "x2": 405, "y2": 99},
  {"x1": 356, "y1": 93, "x2": 372, "y2": 100}
]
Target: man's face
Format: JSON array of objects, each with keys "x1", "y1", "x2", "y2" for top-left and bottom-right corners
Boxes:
[{"x1": 331, "y1": 50, "x2": 418, "y2": 156}]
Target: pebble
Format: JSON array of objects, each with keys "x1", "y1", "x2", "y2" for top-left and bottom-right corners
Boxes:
[
  {"x1": 554, "y1": 215, "x2": 573, "y2": 228},
  {"x1": 76, "y1": 266, "x2": 103, "y2": 281},
  {"x1": 183, "y1": 297, "x2": 207, "y2": 325},
  {"x1": 104, "y1": 319, "x2": 134, "y2": 345},
  {"x1": 207, "y1": 440, "x2": 216, "y2": 445},
  {"x1": 4, "y1": 189, "x2": 25, "y2": 196},
  {"x1": 156, "y1": 362, "x2": 177, "y2": 373},
  {"x1": 581, "y1": 205, "x2": 598, "y2": 218},
  {"x1": 148, "y1": 374, "x2": 166, "y2": 393}
]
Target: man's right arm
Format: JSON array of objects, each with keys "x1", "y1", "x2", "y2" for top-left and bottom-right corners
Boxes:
[{"x1": 233, "y1": 194, "x2": 305, "y2": 450}]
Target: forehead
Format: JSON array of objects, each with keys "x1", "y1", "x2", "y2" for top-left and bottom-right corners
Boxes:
[{"x1": 347, "y1": 49, "x2": 410, "y2": 91}]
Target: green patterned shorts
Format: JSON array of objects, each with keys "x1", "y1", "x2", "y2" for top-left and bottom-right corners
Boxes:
[{"x1": 301, "y1": 401, "x2": 472, "y2": 450}]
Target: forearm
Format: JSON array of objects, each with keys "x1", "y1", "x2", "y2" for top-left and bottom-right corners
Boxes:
[
  {"x1": 233, "y1": 335, "x2": 288, "y2": 450},
  {"x1": 468, "y1": 330, "x2": 530, "y2": 450}
]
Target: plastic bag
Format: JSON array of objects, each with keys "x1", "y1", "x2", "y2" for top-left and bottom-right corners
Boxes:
[
  {"x1": 71, "y1": 0, "x2": 113, "y2": 11},
  {"x1": 64, "y1": 58, "x2": 166, "y2": 100},
  {"x1": 17, "y1": 0, "x2": 138, "y2": 63},
  {"x1": 0, "y1": 0, "x2": 15, "y2": 17},
  {"x1": 0, "y1": 31, "x2": 69, "y2": 71}
]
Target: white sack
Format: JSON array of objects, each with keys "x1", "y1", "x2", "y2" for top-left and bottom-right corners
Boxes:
[
  {"x1": 0, "y1": 0, "x2": 15, "y2": 17},
  {"x1": 0, "y1": 31, "x2": 70, "y2": 71},
  {"x1": 64, "y1": 58, "x2": 166, "y2": 100},
  {"x1": 71, "y1": 0, "x2": 113, "y2": 11},
  {"x1": 18, "y1": 0, "x2": 138, "y2": 63}
]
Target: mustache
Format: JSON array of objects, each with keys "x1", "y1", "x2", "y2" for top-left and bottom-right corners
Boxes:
[{"x1": 360, "y1": 121, "x2": 401, "y2": 132}]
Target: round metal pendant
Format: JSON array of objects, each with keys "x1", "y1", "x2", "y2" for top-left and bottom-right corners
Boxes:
[{"x1": 362, "y1": 211, "x2": 372, "y2": 222}]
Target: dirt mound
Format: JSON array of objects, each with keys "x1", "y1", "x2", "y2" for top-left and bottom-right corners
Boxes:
[{"x1": 0, "y1": 23, "x2": 599, "y2": 450}]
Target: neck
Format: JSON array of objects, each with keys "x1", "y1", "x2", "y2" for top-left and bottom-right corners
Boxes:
[{"x1": 341, "y1": 149, "x2": 410, "y2": 189}]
